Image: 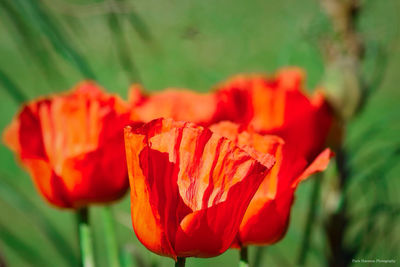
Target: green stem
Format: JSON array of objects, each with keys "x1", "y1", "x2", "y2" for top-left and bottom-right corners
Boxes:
[
  {"x1": 77, "y1": 207, "x2": 95, "y2": 267},
  {"x1": 297, "y1": 175, "x2": 322, "y2": 266},
  {"x1": 239, "y1": 247, "x2": 249, "y2": 267},
  {"x1": 175, "y1": 257, "x2": 186, "y2": 267},
  {"x1": 101, "y1": 207, "x2": 121, "y2": 267}
]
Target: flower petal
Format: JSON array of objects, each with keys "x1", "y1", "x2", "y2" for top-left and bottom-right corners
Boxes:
[
  {"x1": 3, "y1": 81, "x2": 131, "y2": 208},
  {"x1": 124, "y1": 118, "x2": 273, "y2": 258},
  {"x1": 131, "y1": 87, "x2": 218, "y2": 125},
  {"x1": 213, "y1": 68, "x2": 334, "y2": 160},
  {"x1": 292, "y1": 148, "x2": 334, "y2": 188},
  {"x1": 3, "y1": 105, "x2": 47, "y2": 159}
]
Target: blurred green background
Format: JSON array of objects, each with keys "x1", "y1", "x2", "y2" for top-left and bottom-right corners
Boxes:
[{"x1": 0, "y1": 0, "x2": 399, "y2": 266}]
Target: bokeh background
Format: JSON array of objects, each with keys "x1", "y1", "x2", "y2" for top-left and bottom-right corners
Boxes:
[{"x1": 0, "y1": 0, "x2": 399, "y2": 266}]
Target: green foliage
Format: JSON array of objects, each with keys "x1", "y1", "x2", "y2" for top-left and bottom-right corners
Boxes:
[{"x1": 0, "y1": 0, "x2": 399, "y2": 266}]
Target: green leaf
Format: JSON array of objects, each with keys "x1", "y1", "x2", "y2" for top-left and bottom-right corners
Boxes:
[
  {"x1": 0, "y1": 0, "x2": 66, "y2": 89},
  {"x1": 0, "y1": 68, "x2": 28, "y2": 104},
  {"x1": 0, "y1": 176, "x2": 78, "y2": 266},
  {"x1": 107, "y1": 7, "x2": 141, "y2": 83},
  {"x1": 13, "y1": 0, "x2": 96, "y2": 79},
  {"x1": 0, "y1": 221, "x2": 51, "y2": 267}
]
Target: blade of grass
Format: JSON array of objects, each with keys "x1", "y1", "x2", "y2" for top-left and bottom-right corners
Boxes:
[
  {"x1": 347, "y1": 110, "x2": 399, "y2": 154},
  {"x1": 13, "y1": 0, "x2": 96, "y2": 79},
  {"x1": 120, "y1": 246, "x2": 134, "y2": 267},
  {"x1": 297, "y1": 175, "x2": 322, "y2": 266},
  {"x1": 101, "y1": 207, "x2": 121, "y2": 267},
  {"x1": 354, "y1": 204, "x2": 400, "y2": 256},
  {"x1": 348, "y1": 146, "x2": 399, "y2": 187},
  {"x1": 0, "y1": 68, "x2": 28, "y2": 103},
  {"x1": 107, "y1": 1, "x2": 141, "y2": 83},
  {"x1": 253, "y1": 246, "x2": 266, "y2": 267},
  {"x1": 125, "y1": 6, "x2": 154, "y2": 43},
  {"x1": 120, "y1": 244, "x2": 148, "y2": 267},
  {"x1": 0, "y1": 221, "x2": 51, "y2": 267},
  {"x1": 0, "y1": 0, "x2": 65, "y2": 88},
  {"x1": 0, "y1": 175, "x2": 78, "y2": 266}
]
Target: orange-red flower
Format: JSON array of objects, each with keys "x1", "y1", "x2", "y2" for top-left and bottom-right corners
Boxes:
[
  {"x1": 211, "y1": 69, "x2": 335, "y2": 246},
  {"x1": 124, "y1": 118, "x2": 275, "y2": 259},
  {"x1": 123, "y1": 69, "x2": 334, "y2": 248},
  {"x1": 129, "y1": 84, "x2": 218, "y2": 126},
  {"x1": 214, "y1": 67, "x2": 334, "y2": 160},
  {"x1": 211, "y1": 120, "x2": 333, "y2": 246},
  {"x1": 3, "y1": 82, "x2": 131, "y2": 209}
]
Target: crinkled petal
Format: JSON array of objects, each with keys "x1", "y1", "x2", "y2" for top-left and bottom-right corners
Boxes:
[
  {"x1": 37, "y1": 82, "x2": 129, "y2": 173},
  {"x1": 124, "y1": 118, "x2": 274, "y2": 258},
  {"x1": 3, "y1": 81, "x2": 131, "y2": 208},
  {"x1": 213, "y1": 68, "x2": 334, "y2": 160},
  {"x1": 238, "y1": 147, "x2": 332, "y2": 246},
  {"x1": 210, "y1": 121, "x2": 333, "y2": 246}
]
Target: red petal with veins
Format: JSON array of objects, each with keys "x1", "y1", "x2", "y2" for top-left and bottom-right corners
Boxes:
[
  {"x1": 214, "y1": 67, "x2": 334, "y2": 160},
  {"x1": 124, "y1": 118, "x2": 274, "y2": 259},
  {"x1": 210, "y1": 121, "x2": 333, "y2": 246},
  {"x1": 3, "y1": 81, "x2": 131, "y2": 208}
]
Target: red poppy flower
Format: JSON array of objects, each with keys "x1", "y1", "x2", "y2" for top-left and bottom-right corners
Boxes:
[
  {"x1": 129, "y1": 84, "x2": 218, "y2": 126},
  {"x1": 214, "y1": 67, "x2": 334, "y2": 160},
  {"x1": 210, "y1": 121, "x2": 333, "y2": 246},
  {"x1": 3, "y1": 81, "x2": 131, "y2": 208},
  {"x1": 124, "y1": 118, "x2": 275, "y2": 259}
]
